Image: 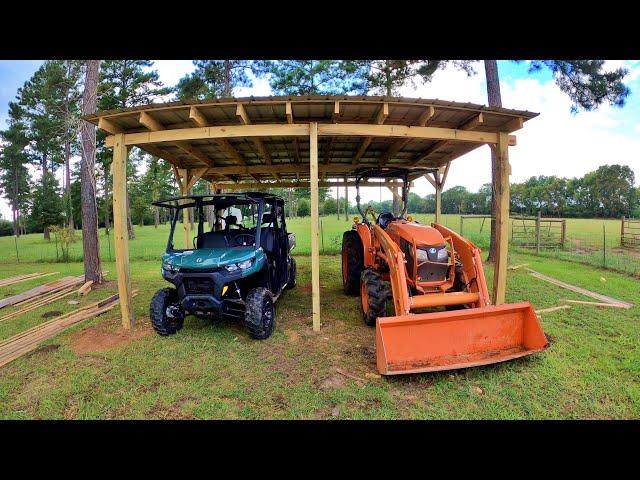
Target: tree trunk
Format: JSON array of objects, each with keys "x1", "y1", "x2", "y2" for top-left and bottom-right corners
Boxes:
[
  {"x1": 79, "y1": 60, "x2": 102, "y2": 283},
  {"x1": 64, "y1": 138, "x2": 74, "y2": 230},
  {"x1": 104, "y1": 176, "x2": 111, "y2": 234},
  {"x1": 126, "y1": 192, "x2": 135, "y2": 240},
  {"x1": 223, "y1": 60, "x2": 232, "y2": 96},
  {"x1": 42, "y1": 152, "x2": 50, "y2": 240},
  {"x1": 484, "y1": 60, "x2": 503, "y2": 263}
]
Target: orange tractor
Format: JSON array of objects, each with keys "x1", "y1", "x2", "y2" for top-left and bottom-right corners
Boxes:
[{"x1": 342, "y1": 168, "x2": 548, "y2": 375}]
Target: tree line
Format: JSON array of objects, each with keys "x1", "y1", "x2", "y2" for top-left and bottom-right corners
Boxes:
[{"x1": 0, "y1": 60, "x2": 632, "y2": 279}]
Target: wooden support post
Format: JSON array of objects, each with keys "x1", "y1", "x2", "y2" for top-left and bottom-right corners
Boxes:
[
  {"x1": 434, "y1": 172, "x2": 442, "y2": 224},
  {"x1": 309, "y1": 122, "x2": 321, "y2": 332},
  {"x1": 112, "y1": 134, "x2": 135, "y2": 329},
  {"x1": 492, "y1": 132, "x2": 510, "y2": 306},
  {"x1": 177, "y1": 168, "x2": 191, "y2": 249},
  {"x1": 344, "y1": 176, "x2": 348, "y2": 221},
  {"x1": 621, "y1": 216, "x2": 625, "y2": 247},
  {"x1": 561, "y1": 219, "x2": 567, "y2": 249},
  {"x1": 535, "y1": 211, "x2": 541, "y2": 254},
  {"x1": 336, "y1": 182, "x2": 340, "y2": 220}
]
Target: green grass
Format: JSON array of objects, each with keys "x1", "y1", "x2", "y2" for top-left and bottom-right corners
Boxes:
[{"x1": 0, "y1": 248, "x2": 638, "y2": 419}]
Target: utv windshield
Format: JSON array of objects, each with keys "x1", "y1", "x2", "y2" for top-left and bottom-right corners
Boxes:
[{"x1": 156, "y1": 195, "x2": 264, "y2": 252}]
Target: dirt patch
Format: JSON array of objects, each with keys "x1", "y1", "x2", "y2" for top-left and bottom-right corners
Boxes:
[
  {"x1": 27, "y1": 344, "x2": 60, "y2": 357},
  {"x1": 286, "y1": 331, "x2": 300, "y2": 344},
  {"x1": 41, "y1": 310, "x2": 62, "y2": 319},
  {"x1": 70, "y1": 324, "x2": 152, "y2": 354},
  {"x1": 317, "y1": 374, "x2": 346, "y2": 391}
]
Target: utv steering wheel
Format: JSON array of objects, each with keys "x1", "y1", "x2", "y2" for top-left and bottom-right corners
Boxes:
[{"x1": 232, "y1": 233, "x2": 255, "y2": 246}]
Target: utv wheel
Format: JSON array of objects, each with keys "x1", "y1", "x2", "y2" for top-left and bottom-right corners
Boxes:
[
  {"x1": 342, "y1": 230, "x2": 364, "y2": 295},
  {"x1": 244, "y1": 287, "x2": 276, "y2": 340},
  {"x1": 360, "y1": 269, "x2": 390, "y2": 327},
  {"x1": 285, "y1": 257, "x2": 297, "y2": 289},
  {"x1": 150, "y1": 288, "x2": 185, "y2": 336}
]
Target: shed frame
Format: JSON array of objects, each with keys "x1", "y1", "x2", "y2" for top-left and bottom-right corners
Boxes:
[{"x1": 87, "y1": 95, "x2": 538, "y2": 331}]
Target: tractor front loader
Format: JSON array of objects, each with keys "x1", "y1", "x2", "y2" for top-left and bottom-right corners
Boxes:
[{"x1": 342, "y1": 168, "x2": 548, "y2": 375}]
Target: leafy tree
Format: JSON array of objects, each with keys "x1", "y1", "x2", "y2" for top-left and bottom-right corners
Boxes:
[
  {"x1": 592, "y1": 164, "x2": 635, "y2": 217},
  {"x1": 297, "y1": 198, "x2": 310, "y2": 217}
]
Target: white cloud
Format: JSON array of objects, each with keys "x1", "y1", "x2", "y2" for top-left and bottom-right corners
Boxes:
[{"x1": 153, "y1": 60, "x2": 196, "y2": 89}]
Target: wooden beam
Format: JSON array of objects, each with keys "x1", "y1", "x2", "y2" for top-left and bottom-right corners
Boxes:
[
  {"x1": 412, "y1": 113, "x2": 485, "y2": 166},
  {"x1": 139, "y1": 111, "x2": 165, "y2": 132},
  {"x1": 236, "y1": 103, "x2": 279, "y2": 180},
  {"x1": 379, "y1": 105, "x2": 435, "y2": 166},
  {"x1": 105, "y1": 123, "x2": 513, "y2": 147},
  {"x1": 309, "y1": 122, "x2": 321, "y2": 332},
  {"x1": 502, "y1": 116, "x2": 524, "y2": 132},
  {"x1": 189, "y1": 106, "x2": 208, "y2": 128},
  {"x1": 285, "y1": 101, "x2": 293, "y2": 124},
  {"x1": 434, "y1": 171, "x2": 442, "y2": 224},
  {"x1": 177, "y1": 169, "x2": 192, "y2": 248},
  {"x1": 185, "y1": 167, "x2": 208, "y2": 191},
  {"x1": 111, "y1": 133, "x2": 135, "y2": 329},
  {"x1": 99, "y1": 117, "x2": 123, "y2": 134},
  {"x1": 353, "y1": 102, "x2": 389, "y2": 164},
  {"x1": 492, "y1": 132, "x2": 510, "y2": 305},
  {"x1": 333, "y1": 101, "x2": 341, "y2": 122}
]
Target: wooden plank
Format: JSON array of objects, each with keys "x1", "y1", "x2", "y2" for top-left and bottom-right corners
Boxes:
[
  {"x1": 309, "y1": 122, "x2": 321, "y2": 332},
  {"x1": 492, "y1": 132, "x2": 510, "y2": 306},
  {"x1": 0, "y1": 276, "x2": 83, "y2": 310},
  {"x1": 535, "y1": 305, "x2": 570, "y2": 314},
  {"x1": 236, "y1": 103, "x2": 278, "y2": 180},
  {"x1": 527, "y1": 269, "x2": 633, "y2": 308},
  {"x1": 565, "y1": 300, "x2": 628, "y2": 308},
  {"x1": 98, "y1": 117, "x2": 123, "y2": 134},
  {"x1": 178, "y1": 168, "x2": 192, "y2": 248},
  {"x1": 0, "y1": 272, "x2": 57, "y2": 288},
  {"x1": 185, "y1": 167, "x2": 208, "y2": 191},
  {"x1": 112, "y1": 133, "x2": 135, "y2": 329}
]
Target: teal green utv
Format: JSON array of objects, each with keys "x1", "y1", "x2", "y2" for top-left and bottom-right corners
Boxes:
[{"x1": 151, "y1": 193, "x2": 297, "y2": 339}]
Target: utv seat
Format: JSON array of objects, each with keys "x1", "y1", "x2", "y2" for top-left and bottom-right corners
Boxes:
[
  {"x1": 197, "y1": 231, "x2": 228, "y2": 249},
  {"x1": 260, "y1": 227, "x2": 276, "y2": 253}
]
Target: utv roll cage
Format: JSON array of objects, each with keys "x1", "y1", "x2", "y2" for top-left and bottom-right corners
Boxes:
[{"x1": 354, "y1": 167, "x2": 436, "y2": 224}]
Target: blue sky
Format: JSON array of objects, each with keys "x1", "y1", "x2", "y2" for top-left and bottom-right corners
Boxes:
[{"x1": 0, "y1": 60, "x2": 638, "y2": 217}]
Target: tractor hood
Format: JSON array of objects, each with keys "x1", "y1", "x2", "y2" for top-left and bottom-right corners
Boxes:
[
  {"x1": 386, "y1": 220, "x2": 446, "y2": 247},
  {"x1": 162, "y1": 247, "x2": 261, "y2": 271}
]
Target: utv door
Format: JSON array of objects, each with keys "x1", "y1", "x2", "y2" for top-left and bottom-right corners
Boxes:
[{"x1": 274, "y1": 200, "x2": 289, "y2": 290}]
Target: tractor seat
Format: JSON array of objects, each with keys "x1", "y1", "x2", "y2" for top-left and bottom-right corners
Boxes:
[
  {"x1": 197, "y1": 231, "x2": 228, "y2": 249},
  {"x1": 377, "y1": 211, "x2": 396, "y2": 229}
]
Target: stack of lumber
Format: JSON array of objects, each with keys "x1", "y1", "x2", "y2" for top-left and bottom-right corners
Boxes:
[
  {"x1": 0, "y1": 291, "x2": 136, "y2": 368},
  {"x1": 0, "y1": 272, "x2": 58, "y2": 288},
  {"x1": 0, "y1": 276, "x2": 85, "y2": 311}
]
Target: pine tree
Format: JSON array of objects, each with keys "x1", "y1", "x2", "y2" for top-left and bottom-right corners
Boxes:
[
  {"x1": 0, "y1": 102, "x2": 31, "y2": 236},
  {"x1": 27, "y1": 172, "x2": 64, "y2": 234},
  {"x1": 175, "y1": 60, "x2": 253, "y2": 99},
  {"x1": 97, "y1": 60, "x2": 170, "y2": 239},
  {"x1": 261, "y1": 60, "x2": 369, "y2": 95}
]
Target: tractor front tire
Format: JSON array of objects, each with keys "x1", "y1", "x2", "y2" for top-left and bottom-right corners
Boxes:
[
  {"x1": 360, "y1": 269, "x2": 389, "y2": 327},
  {"x1": 342, "y1": 230, "x2": 364, "y2": 295},
  {"x1": 286, "y1": 257, "x2": 297, "y2": 289},
  {"x1": 244, "y1": 287, "x2": 276, "y2": 340},
  {"x1": 150, "y1": 288, "x2": 185, "y2": 336}
]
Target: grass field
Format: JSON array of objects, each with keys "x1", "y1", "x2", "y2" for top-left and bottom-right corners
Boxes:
[{"x1": 0, "y1": 246, "x2": 638, "y2": 419}]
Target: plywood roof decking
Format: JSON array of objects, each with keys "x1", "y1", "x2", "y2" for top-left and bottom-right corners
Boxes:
[{"x1": 87, "y1": 96, "x2": 538, "y2": 183}]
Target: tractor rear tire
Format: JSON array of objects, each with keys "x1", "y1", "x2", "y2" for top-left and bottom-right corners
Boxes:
[
  {"x1": 360, "y1": 269, "x2": 389, "y2": 327},
  {"x1": 150, "y1": 288, "x2": 185, "y2": 336},
  {"x1": 244, "y1": 287, "x2": 276, "y2": 340},
  {"x1": 342, "y1": 230, "x2": 364, "y2": 295},
  {"x1": 286, "y1": 257, "x2": 297, "y2": 289}
]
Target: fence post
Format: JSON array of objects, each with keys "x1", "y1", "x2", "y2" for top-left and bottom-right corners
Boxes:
[
  {"x1": 560, "y1": 219, "x2": 566, "y2": 250},
  {"x1": 621, "y1": 216, "x2": 625, "y2": 247},
  {"x1": 459, "y1": 216, "x2": 464, "y2": 236},
  {"x1": 14, "y1": 235, "x2": 19, "y2": 263},
  {"x1": 320, "y1": 218, "x2": 324, "y2": 254},
  {"x1": 535, "y1": 211, "x2": 541, "y2": 254},
  {"x1": 603, "y1": 223, "x2": 607, "y2": 268}
]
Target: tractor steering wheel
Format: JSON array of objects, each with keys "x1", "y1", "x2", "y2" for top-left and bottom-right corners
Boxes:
[
  {"x1": 232, "y1": 233, "x2": 255, "y2": 246},
  {"x1": 376, "y1": 211, "x2": 395, "y2": 229}
]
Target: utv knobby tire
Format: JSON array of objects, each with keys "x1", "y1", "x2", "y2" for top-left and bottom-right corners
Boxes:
[
  {"x1": 342, "y1": 230, "x2": 364, "y2": 295},
  {"x1": 360, "y1": 269, "x2": 390, "y2": 327},
  {"x1": 244, "y1": 287, "x2": 276, "y2": 340},
  {"x1": 150, "y1": 288, "x2": 184, "y2": 336},
  {"x1": 286, "y1": 257, "x2": 297, "y2": 289}
]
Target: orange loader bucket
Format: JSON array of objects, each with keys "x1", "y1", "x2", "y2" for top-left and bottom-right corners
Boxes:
[{"x1": 376, "y1": 302, "x2": 549, "y2": 375}]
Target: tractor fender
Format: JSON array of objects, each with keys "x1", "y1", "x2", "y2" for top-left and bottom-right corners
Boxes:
[{"x1": 355, "y1": 223, "x2": 375, "y2": 268}]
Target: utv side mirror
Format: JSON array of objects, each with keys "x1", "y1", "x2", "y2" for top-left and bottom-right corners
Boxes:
[{"x1": 288, "y1": 233, "x2": 296, "y2": 252}]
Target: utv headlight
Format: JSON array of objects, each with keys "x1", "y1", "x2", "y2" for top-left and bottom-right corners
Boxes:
[
  {"x1": 225, "y1": 258, "x2": 255, "y2": 272},
  {"x1": 237, "y1": 259, "x2": 254, "y2": 270},
  {"x1": 163, "y1": 262, "x2": 180, "y2": 273}
]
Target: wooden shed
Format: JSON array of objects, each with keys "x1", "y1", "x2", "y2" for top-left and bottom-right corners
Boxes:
[{"x1": 86, "y1": 96, "x2": 538, "y2": 331}]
